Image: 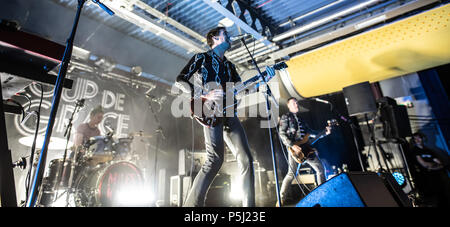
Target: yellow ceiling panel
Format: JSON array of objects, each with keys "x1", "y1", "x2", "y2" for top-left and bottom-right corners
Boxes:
[{"x1": 286, "y1": 4, "x2": 450, "y2": 98}]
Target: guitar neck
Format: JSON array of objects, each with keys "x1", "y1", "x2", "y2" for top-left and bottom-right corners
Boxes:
[
  {"x1": 234, "y1": 71, "x2": 269, "y2": 95},
  {"x1": 244, "y1": 70, "x2": 269, "y2": 86},
  {"x1": 310, "y1": 130, "x2": 327, "y2": 145}
]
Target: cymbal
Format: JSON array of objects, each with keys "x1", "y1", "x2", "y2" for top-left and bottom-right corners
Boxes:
[
  {"x1": 129, "y1": 131, "x2": 153, "y2": 138},
  {"x1": 19, "y1": 135, "x2": 73, "y2": 150}
]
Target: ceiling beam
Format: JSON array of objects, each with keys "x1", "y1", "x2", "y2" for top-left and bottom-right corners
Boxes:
[
  {"x1": 270, "y1": 0, "x2": 440, "y2": 60},
  {"x1": 131, "y1": 0, "x2": 207, "y2": 43},
  {"x1": 272, "y1": 0, "x2": 383, "y2": 42},
  {"x1": 278, "y1": 0, "x2": 345, "y2": 27},
  {"x1": 201, "y1": 0, "x2": 276, "y2": 49},
  {"x1": 104, "y1": 0, "x2": 208, "y2": 53}
]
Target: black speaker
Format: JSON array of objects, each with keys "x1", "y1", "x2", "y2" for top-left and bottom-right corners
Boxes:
[
  {"x1": 205, "y1": 174, "x2": 231, "y2": 207},
  {"x1": 296, "y1": 172, "x2": 412, "y2": 207},
  {"x1": 343, "y1": 82, "x2": 377, "y2": 116},
  {"x1": 377, "y1": 97, "x2": 412, "y2": 139}
]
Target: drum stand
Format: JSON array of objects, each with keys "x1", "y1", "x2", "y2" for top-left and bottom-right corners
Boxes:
[
  {"x1": 146, "y1": 96, "x2": 165, "y2": 204},
  {"x1": 53, "y1": 99, "x2": 84, "y2": 206}
]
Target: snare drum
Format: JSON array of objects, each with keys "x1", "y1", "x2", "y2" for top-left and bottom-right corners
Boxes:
[{"x1": 84, "y1": 136, "x2": 114, "y2": 165}]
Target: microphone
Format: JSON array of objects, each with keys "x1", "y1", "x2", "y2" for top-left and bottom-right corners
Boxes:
[
  {"x1": 76, "y1": 98, "x2": 85, "y2": 107},
  {"x1": 314, "y1": 98, "x2": 330, "y2": 104},
  {"x1": 91, "y1": 0, "x2": 115, "y2": 15},
  {"x1": 230, "y1": 33, "x2": 251, "y2": 42},
  {"x1": 12, "y1": 157, "x2": 27, "y2": 170}
]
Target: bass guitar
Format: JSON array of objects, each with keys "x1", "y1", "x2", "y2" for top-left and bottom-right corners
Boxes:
[{"x1": 289, "y1": 119, "x2": 338, "y2": 164}]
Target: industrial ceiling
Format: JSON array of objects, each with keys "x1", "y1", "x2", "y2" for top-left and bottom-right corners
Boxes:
[{"x1": 36, "y1": 0, "x2": 450, "y2": 97}]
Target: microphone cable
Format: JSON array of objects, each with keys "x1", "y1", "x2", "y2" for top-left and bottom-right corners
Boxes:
[{"x1": 24, "y1": 83, "x2": 43, "y2": 204}]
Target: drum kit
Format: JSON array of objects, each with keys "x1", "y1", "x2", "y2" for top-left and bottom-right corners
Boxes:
[{"x1": 20, "y1": 131, "x2": 153, "y2": 207}]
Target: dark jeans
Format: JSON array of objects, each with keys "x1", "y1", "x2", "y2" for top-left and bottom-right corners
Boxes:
[
  {"x1": 183, "y1": 116, "x2": 255, "y2": 207},
  {"x1": 280, "y1": 148, "x2": 325, "y2": 203}
]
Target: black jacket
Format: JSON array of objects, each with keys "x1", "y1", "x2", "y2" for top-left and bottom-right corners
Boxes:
[
  {"x1": 175, "y1": 50, "x2": 241, "y2": 96},
  {"x1": 279, "y1": 112, "x2": 319, "y2": 148}
]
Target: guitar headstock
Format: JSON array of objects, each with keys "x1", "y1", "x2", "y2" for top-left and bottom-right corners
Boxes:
[{"x1": 273, "y1": 62, "x2": 288, "y2": 70}]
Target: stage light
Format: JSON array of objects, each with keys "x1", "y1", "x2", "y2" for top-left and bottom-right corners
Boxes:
[
  {"x1": 392, "y1": 172, "x2": 405, "y2": 187},
  {"x1": 219, "y1": 17, "x2": 234, "y2": 27},
  {"x1": 131, "y1": 66, "x2": 143, "y2": 76},
  {"x1": 94, "y1": 57, "x2": 116, "y2": 72},
  {"x1": 229, "y1": 189, "x2": 243, "y2": 201},
  {"x1": 229, "y1": 180, "x2": 243, "y2": 201},
  {"x1": 114, "y1": 186, "x2": 153, "y2": 206}
]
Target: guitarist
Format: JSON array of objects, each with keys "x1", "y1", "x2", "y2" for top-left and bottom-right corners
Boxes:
[
  {"x1": 175, "y1": 27, "x2": 275, "y2": 207},
  {"x1": 278, "y1": 97, "x2": 330, "y2": 206}
]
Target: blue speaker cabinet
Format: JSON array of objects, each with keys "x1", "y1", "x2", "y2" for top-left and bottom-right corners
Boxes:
[{"x1": 297, "y1": 172, "x2": 410, "y2": 207}]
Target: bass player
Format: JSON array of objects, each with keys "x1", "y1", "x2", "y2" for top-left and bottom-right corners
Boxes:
[{"x1": 278, "y1": 97, "x2": 331, "y2": 206}]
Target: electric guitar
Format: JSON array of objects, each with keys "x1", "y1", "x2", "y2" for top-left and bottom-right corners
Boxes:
[
  {"x1": 191, "y1": 62, "x2": 288, "y2": 127},
  {"x1": 289, "y1": 119, "x2": 338, "y2": 164}
]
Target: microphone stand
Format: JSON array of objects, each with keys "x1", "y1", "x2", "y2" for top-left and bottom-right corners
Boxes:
[
  {"x1": 239, "y1": 38, "x2": 282, "y2": 207},
  {"x1": 147, "y1": 96, "x2": 165, "y2": 204},
  {"x1": 328, "y1": 101, "x2": 367, "y2": 172},
  {"x1": 53, "y1": 101, "x2": 83, "y2": 206},
  {"x1": 26, "y1": 0, "x2": 114, "y2": 207}
]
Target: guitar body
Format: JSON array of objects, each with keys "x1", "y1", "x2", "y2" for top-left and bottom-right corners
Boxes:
[
  {"x1": 288, "y1": 133, "x2": 315, "y2": 164},
  {"x1": 287, "y1": 119, "x2": 338, "y2": 164},
  {"x1": 190, "y1": 97, "x2": 223, "y2": 127},
  {"x1": 190, "y1": 62, "x2": 288, "y2": 128}
]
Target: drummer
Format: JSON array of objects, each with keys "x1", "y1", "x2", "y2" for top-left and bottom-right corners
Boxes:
[{"x1": 71, "y1": 105, "x2": 104, "y2": 158}]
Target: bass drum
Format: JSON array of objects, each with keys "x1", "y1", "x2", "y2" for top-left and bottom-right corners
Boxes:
[{"x1": 74, "y1": 161, "x2": 144, "y2": 207}]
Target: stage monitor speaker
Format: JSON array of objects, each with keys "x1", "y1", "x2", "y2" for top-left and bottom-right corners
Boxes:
[
  {"x1": 169, "y1": 175, "x2": 182, "y2": 207},
  {"x1": 343, "y1": 82, "x2": 377, "y2": 116},
  {"x1": 205, "y1": 173, "x2": 231, "y2": 207},
  {"x1": 296, "y1": 172, "x2": 412, "y2": 207},
  {"x1": 377, "y1": 97, "x2": 412, "y2": 139},
  {"x1": 178, "y1": 149, "x2": 206, "y2": 176},
  {"x1": 169, "y1": 175, "x2": 192, "y2": 207},
  {"x1": 157, "y1": 168, "x2": 167, "y2": 205}
]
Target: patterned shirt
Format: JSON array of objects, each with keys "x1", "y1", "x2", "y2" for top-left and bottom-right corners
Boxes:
[
  {"x1": 279, "y1": 112, "x2": 318, "y2": 147},
  {"x1": 175, "y1": 50, "x2": 241, "y2": 96}
]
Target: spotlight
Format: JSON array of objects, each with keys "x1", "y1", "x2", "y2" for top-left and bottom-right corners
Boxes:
[
  {"x1": 114, "y1": 186, "x2": 153, "y2": 206},
  {"x1": 131, "y1": 66, "x2": 143, "y2": 76},
  {"x1": 229, "y1": 180, "x2": 243, "y2": 201},
  {"x1": 392, "y1": 172, "x2": 405, "y2": 187},
  {"x1": 229, "y1": 189, "x2": 243, "y2": 201},
  {"x1": 93, "y1": 56, "x2": 116, "y2": 72}
]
